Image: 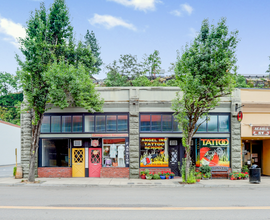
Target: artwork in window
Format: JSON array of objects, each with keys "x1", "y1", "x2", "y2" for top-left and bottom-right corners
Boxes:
[
  {"x1": 102, "y1": 139, "x2": 126, "y2": 167},
  {"x1": 151, "y1": 115, "x2": 161, "y2": 131},
  {"x1": 41, "y1": 139, "x2": 69, "y2": 167},
  {"x1": 96, "y1": 116, "x2": 105, "y2": 132},
  {"x1": 140, "y1": 138, "x2": 169, "y2": 167},
  {"x1": 62, "y1": 116, "x2": 71, "y2": 132},
  {"x1": 162, "y1": 115, "x2": 172, "y2": 131},
  {"x1": 51, "y1": 116, "x2": 61, "y2": 133},
  {"x1": 41, "y1": 116, "x2": 50, "y2": 133},
  {"x1": 107, "y1": 115, "x2": 117, "y2": 131},
  {"x1": 197, "y1": 138, "x2": 230, "y2": 167},
  {"x1": 72, "y1": 116, "x2": 82, "y2": 132},
  {"x1": 140, "y1": 115, "x2": 150, "y2": 131},
  {"x1": 219, "y1": 115, "x2": 229, "y2": 132},
  {"x1": 85, "y1": 115, "x2": 94, "y2": 132},
  {"x1": 117, "y1": 115, "x2": 128, "y2": 131}
]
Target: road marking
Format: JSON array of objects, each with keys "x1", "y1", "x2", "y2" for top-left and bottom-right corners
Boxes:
[{"x1": 1, "y1": 206, "x2": 270, "y2": 211}]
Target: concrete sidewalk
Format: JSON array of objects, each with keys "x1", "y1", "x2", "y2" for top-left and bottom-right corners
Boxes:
[{"x1": 1, "y1": 176, "x2": 270, "y2": 188}]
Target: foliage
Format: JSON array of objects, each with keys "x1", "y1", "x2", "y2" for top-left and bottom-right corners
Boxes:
[
  {"x1": 199, "y1": 165, "x2": 211, "y2": 174},
  {"x1": 229, "y1": 172, "x2": 249, "y2": 180},
  {"x1": 13, "y1": 166, "x2": 17, "y2": 176},
  {"x1": 172, "y1": 18, "x2": 238, "y2": 182},
  {"x1": 235, "y1": 74, "x2": 250, "y2": 88},
  {"x1": 16, "y1": 0, "x2": 103, "y2": 182},
  {"x1": 84, "y1": 30, "x2": 103, "y2": 74},
  {"x1": 143, "y1": 50, "x2": 162, "y2": 79},
  {"x1": 181, "y1": 158, "x2": 196, "y2": 183},
  {"x1": 153, "y1": 174, "x2": 161, "y2": 179},
  {"x1": 242, "y1": 165, "x2": 249, "y2": 173},
  {"x1": 132, "y1": 76, "x2": 152, "y2": 86},
  {"x1": 0, "y1": 72, "x2": 20, "y2": 96},
  {"x1": 194, "y1": 171, "x2": 202, "y2": 179}
]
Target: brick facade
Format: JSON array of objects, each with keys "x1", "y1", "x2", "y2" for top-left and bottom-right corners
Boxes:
[
  {"x1": 100, "y1": 167, "x2": 129, "y2": 178},
  {"x1": 38, "y1": 167, "x2": 72, "y2": 178}
]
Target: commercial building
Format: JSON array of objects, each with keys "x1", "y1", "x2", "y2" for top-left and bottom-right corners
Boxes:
[
  {"x1": 240, "y1": 89, "x2": 270, "y2": 175},
  {"x1": 20, "y1": 87, "x2": 242, "y2": 178}
]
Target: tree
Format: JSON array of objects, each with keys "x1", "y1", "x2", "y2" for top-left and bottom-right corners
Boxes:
[
  {"x1": 0, "y1": 72, "x2": 20, "y2": 96},
  {"x1": 143, "y1": 50, "x2": 162, "y2": 80},
  {"x1": 16, "y1": 0, "x2": 103, "y2": 182},
  {"x1": 172, "y1": 18, "x2": 238, "y2": 182},
  {"x1": 84, "y1": 30, "x2": 103, "y2": 74}
]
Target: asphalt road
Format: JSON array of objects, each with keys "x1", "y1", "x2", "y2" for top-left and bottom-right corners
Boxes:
[{"x1": 1, "y1": 186, "x2": 270, "y2": 220}]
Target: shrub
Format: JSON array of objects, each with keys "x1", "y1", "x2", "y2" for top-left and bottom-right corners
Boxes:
[
  {"x1": 153, "y1": 174, "x2": 161, "y2": 179},
  {"x1": 13, "y1": 167, "x2": 17, "y2": 176}
]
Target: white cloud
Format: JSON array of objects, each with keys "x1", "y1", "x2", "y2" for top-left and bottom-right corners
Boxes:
[
  {"x1": 89, "y1": 14, "x2": 137, "y2": 31},
  {"x1": 0, "y1": 16, "x2": 26, "y2": 47},
  {"x1": 181, "y1": 3, "x2": 193, "y2": 15},
  {"x1": 188, "y1": 28, "x2": 198, "y2": 38},
  {"x1": 107, "y1": 0, "x2": 161, "y2": 11},
  {"x1": 170, "y1": 10, "x2": 182, "y2": 17}
]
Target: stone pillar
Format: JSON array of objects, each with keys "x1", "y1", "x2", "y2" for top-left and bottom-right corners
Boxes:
[
  {"x1": 20, "y1": 98, "x2": 32, "y2": 178},
  {"x1": 231, "y1": 89, "x2": 242, "y2": 172},
  {"x1": 129, "y1": 88, "x2": 140, "y2": 179}
]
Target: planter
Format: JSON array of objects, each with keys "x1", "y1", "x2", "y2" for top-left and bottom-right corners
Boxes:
[
  {"x1": 196, "y1": 179, "x2": 201, "y2": 182},
  {"x1": 170, "y1": 176, "x2": 174, "y2": 179},
  {"x1": 141, "y1": 175, "x2": 146, "y2": 179},
  {"x1": 160, "y1": 176, "x2": 166, "y2": 179},
  {"x1": 146, "y1": 176, "x2": 152, "y2": 180}
]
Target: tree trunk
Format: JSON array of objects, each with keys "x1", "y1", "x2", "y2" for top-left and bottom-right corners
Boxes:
[
  {"x1": 28, "y1": 114, "x2": 43, "y2": 182},
  {"x1": 184, "y1": 132, "x2": 193, "y2": 182}
]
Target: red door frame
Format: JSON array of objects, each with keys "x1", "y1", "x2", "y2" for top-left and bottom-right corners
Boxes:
[{"x1": 89, "y1": 148, "x2": 102, "y2": 177}]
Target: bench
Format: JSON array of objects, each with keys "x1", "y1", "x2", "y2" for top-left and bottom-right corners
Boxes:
[{"x1": 211, "y1": 166, "x2": 230, "y2": 179}]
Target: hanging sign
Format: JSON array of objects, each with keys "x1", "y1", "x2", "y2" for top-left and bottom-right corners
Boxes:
[
  {"x1": 252, "y1": 126, "x2": 270, "y2": 136},
  {"x1": 237, "y1": 111, "x2": 243, "y2": 122},
  {"x1": 91, "y1": 139, "x2": 99, "y2": 147}
]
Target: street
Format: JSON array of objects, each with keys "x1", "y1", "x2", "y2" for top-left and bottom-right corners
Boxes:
[{"x1": 1, "y1": 186, "x2": 270, "y2": 220}]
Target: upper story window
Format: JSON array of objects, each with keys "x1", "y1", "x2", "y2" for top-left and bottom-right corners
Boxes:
[
  {"x1": 41, "y1": 114, "x2": 128, "y2": 133},
  {"x1": 140, "y1": 113, "x2": 230, "y2": 133}
]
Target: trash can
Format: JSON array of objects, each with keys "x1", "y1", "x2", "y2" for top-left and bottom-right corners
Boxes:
[{"x1": 249, "y1": 165, "x2": 261, "y2": 184}]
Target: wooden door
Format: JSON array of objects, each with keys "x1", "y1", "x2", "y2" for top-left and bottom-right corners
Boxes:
[
  {"x1": 89, "y1": 148, "x2": 102, "y2": 177},
  {"x1": 169, "y1": 146, "x2": 180, "y2": 176},
  {"x1": 72, "y1": 148, "x2": 85, "y2": 177}
]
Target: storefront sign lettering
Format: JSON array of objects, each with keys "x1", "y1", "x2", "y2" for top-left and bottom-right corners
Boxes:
[
  {"x1": 252, "y1": 126, "x2": 270, "y2": 136},
  {"x1": 201, "y1": 139, "x2": 229, "y2": 146}
]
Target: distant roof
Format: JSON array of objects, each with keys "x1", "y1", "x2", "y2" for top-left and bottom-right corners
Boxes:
[{"x1": 0, "y1": 120, "x2": 20, "y2": 128}]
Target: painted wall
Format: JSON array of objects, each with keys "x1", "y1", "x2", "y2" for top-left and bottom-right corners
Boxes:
[
  {"x1": 262, "y1": 140, "x2": 270, "y2": 175},
  {"x1": 0, "y1": 121, "x2": 21, "y2": 165}
]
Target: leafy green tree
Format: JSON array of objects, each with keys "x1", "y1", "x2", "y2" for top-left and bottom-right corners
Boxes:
[
  {"x1": 172, "y1": 18, "x2": 238, "y2": 182},
  {"x1": 235, "y1": 74, "x2": 249, "y2": 88},
  {"x1": 0, "y1": 72, "x2": 20, "y2": 96},
  {"x1": 16, "y1": 0, "x2": 103, "y2": 182},
  {"x1": 143, "y1": 50, "x2": 162, "y2": 79},
  {"x1": 84, "y1": 30, "x2": 103, "y2": 74}
]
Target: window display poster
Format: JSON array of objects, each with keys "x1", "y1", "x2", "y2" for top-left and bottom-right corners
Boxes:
[
  {"x1": 196, "y1": 138, "x2": 230, "y2": 167},
  {"x1": 140, "y1": 138, "x2": 169, "y2": 167}
]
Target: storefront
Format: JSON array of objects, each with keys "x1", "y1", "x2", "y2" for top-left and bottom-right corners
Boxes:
[
  {"x1": 38, "y1": 113, "x2": 129, "y2": 178},
  {"x1": 241, "y1": 89, "x2": 270, "y2": 175}
]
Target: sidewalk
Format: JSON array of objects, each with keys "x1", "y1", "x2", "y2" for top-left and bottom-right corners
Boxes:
[{"x1": 1, "y1": 176, "x2": 270, "y2": 188}]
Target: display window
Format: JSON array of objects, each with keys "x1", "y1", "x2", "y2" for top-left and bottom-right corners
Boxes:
[
  {"x1": 40, "y1": 139, "x2": 70, "y2": 167},
  {"x1": 196, "y1": 138, "x2": 230, "y2": 167},
  {"x1": 140, "y1": 138, "x2": 169, "y2": 167},
  {"x1": 102, "y1": 139, "x2": 126, "y2": 167}
]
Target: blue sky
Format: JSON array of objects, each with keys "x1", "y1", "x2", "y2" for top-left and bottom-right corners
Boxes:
[{"x1": 0, "y1": 0, "x2": 270, "y2": 79}]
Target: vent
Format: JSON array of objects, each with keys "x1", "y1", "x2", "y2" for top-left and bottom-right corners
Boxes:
[
  {"x1": 170, "y1": 140, "x2": 177, "y2": 146},
  {"x1": 74, "y1": 140, "x2": 82, "y2": 146}
]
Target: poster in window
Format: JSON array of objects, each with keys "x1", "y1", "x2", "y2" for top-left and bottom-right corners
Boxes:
[
  {"x1": 196, "y1": 138, "x2": 230, "y2": 167},
  {"x1": 140, "y1": 138, "x2": 169, "y2": 167}
]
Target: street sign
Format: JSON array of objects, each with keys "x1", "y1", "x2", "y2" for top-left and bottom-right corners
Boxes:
[{"x1": 237, "y1": 111, "x2": 243, "y2": 122}]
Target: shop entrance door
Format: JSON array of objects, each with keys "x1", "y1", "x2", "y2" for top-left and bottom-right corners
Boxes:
[
  {"x1": 72, "y1": 148, "x2": 85, "y2": 177},
  {"x1": 169, "y1": 146, "x2": 180, "y2": 176},
  {"x1": 89, "y1": 148, "x2": 102, "y2": 177}
]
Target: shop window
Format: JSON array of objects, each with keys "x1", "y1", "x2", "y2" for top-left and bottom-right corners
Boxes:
[
  {"x1": 41, "y1": 139, "x2": 69, "y2": 167},
  {"x1": 140, "y1": 138, "x2": 169, "y2": 167},
  {"x1": 151, "y1": 115, "x2": 161, "y2": 131},
  {"x1": 208, "y1": 115, "x2": 218, "y2": 132},
  {"x1": 85, "y1": 115, "x2": 94, "y2": 132},
  {"x1": 62, "y1": 116, "x2": 71, "y2": 132},
  {"x1": 96, "y1": 116, "x2": 105, "y2": 132},
  {"x1": 141, "y1": 115, "x2": 150, "y2": 131},
  {"x1": 106, "y1": 115, "x2": 117, "y2": 131},
  {"x1": 72, "y1": 116, "x2": 82, "y2": 132},
  {"x1": 117, "y1": 115, "x2": 128, "y2": 131},
  {"x1": 102, "y1": 139, "x2": 126, "y2": 167},
  {"x1": 197, "y1": 116, "x2": 207, "y2": 132},
  {"x1": 162, "y1": 115, "x2": 172, "y2": 131},
  {"x1": 219, "y1": 115, "x2": 229, "y2": 132},
  {"x1": 41, "y1": 116, "x2": 50, "y2": 133},
  {"x1": 173, "y1": 117, "x2": 181, "y2": 132},
  {"x1": 51, "y1": 116, "x2": 61, "y2": 133}
]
